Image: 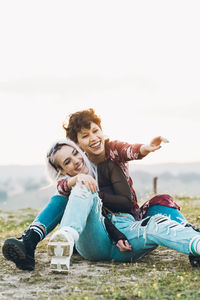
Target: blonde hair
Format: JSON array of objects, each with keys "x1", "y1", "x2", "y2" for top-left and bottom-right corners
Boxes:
[{"x1": 46, "y1": 139, "x2": 98, "y2": 183}]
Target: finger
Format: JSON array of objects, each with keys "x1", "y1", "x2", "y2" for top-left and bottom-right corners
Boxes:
[
  {"x1": 117, "y1": 244, "x2": 128, "y2": 252},
  {"x1": 117, "y1": 240, "x2": 123, "y2": 247},
  {"x1": 153, "y1": 136, "x2": 169, "y2": 144},
  {"x1": 161, "y1": 136, "x2": 169, "y2": 143},
  {"x1": 152, "y1": 145, "x2": 162, "y2": 152},
  {"x1": 77, "y1": 176, "x2": 95, "y2": 192},
  {"x1": 88, "y1": 179, "x2": 97, "y2": 192},
  {"x1": 116, "y1": 242, "x2": 124, "y2": 251},
  {"x1": 117, "y1": 241, "x2": 132, "y2": 252},
  {"x1": 82, "y1": 181, "x2": 91, "y2": 191},
  {"x1": 124, "y1": 240, "x2": 132, "y2": 249},
  {"x1": 123, "y1": 241, "x2": 132, "y2": 250},
  {"x1": 90, "y1": 182, "x2": 97, "y2": 193},
  {"x1": 117, "y1": 240, "x2": 126, "y2": 249},
  {"x1": 120, "y1": 246, "x2": 131, "y2": 252},
  {"x1": 150, "y1": 136, "x2": 161, "y2": 145},
  {"x1": 87, "y1": 181, "x2": 96, "y2": 193},
  {"x1": 86, "y1": 184, "x2": 91, "y2": 191},
  {"x1": 148, "y1": 144, "x2": 162, "y2": 152}
]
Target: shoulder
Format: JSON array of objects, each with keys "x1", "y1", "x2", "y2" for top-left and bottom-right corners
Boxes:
[
  {"x1": 105, "y1": 139, "x2": 133, "y2": 153},
  {"x1": 105, "y1": 139, "x2": 125, "y2": 159},
  {"x1": 105, "y1": 139, "x2": 124, "y2": 149}
]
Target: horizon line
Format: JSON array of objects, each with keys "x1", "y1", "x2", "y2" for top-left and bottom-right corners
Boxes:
[{"x1": 0, "y1": 161, "x2": 200, "y2": 167}]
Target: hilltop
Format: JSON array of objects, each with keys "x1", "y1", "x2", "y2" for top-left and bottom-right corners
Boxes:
[{"x1": 0, "y1": 162, "x2": 200, "y2": 210}]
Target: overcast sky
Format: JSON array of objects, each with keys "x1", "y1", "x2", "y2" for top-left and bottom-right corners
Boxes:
[{"x1": 0, "y1": 0, "x2": 199, "y2": 165}]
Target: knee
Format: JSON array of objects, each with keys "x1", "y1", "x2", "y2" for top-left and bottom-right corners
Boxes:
[
  {"x1": 150, "y1": 214, "x2": 170, "y2": 223},
  {"x1": 51, "y1": 195, "x2": 68, "y2": 202},
  {"x1": 50, "y1": 194, "x2": 68, "y2": 205},
  {"x1": 71, "y1": 183, "x2": 93, "y2": 199},
  {"x1": 145, "y1": 214, "x2": 171, "y2": 231}
]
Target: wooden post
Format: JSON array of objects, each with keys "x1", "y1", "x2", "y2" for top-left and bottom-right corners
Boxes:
[{"x1": 153, "y1": 177, "x2": 158, "y2": 195}]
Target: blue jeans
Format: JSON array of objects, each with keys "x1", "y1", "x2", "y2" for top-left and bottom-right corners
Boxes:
[
  {"x1": 59, "y1": 184, "x2": 200, "y2": 262},
  {"x1": 144, "y1": 204, "x2": 188, "y2": 224},
  {"x1": 33, "y1": 195, "x2": 188, "y2": 236},
  {"x1": 33, "y1": 195, "x2": 68, "y2": 235}
]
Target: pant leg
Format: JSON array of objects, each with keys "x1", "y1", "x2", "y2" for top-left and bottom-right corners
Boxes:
[
  {"x1": 112, "y1": 214, "x2": 200, "y2": 261},
  {"x1": 33, "y1": 195, "x2": 68, "y2": 235},
  {"x1": 59, "y1": 188, "x2": 163, "y2": 263},
  {"x1": 111, "y1": 214, "x2": 157, "y2": 262},
  {"x1": 59, "y1": 187, "x2": 200, "y2": 262},
  {"x1": 144, "y1": 204, "x2": 188, "y2": 224},
  {"x1": 60, "y1": 184, "x2": 113, "y2": 261}
]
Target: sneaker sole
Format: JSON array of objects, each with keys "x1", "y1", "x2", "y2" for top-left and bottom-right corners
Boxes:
[
  {"x1": 50, "y1": 257, "x2": 70, "y2": 273},
  {"x1": 48, "y1": 242, "x2": 70, "y2": 257},
  {"x1": 48, "y1": 237, "x2": 71, "y2": 272},
  {"x1": 2, "y1": 240, "x2": 26, "y2": 263}
]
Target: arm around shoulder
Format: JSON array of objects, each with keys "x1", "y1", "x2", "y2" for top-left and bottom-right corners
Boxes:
[
  {"x1": 107, "y1": 140, "x2": 145, "y2": 161},
  {"x1": 57, "y1": 176, "x2": 78, "y2": 196}
]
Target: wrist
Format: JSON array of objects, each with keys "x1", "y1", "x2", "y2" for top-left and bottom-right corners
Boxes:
[
  {"x1": 68, "y1": 176, "x2": 77, "y2": 189},
  {"x1": 140, "y1": 144, "x2": 150, "y2": 156}
]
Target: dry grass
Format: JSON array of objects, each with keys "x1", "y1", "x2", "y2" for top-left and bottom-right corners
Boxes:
[{"x1": 1, "y1": 198, "x2": 200, "y2": 299}]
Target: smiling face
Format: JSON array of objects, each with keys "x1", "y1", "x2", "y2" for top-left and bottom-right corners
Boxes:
[
  {"x1": 77, "y1": 122, "x2": 105, "y2": 160},
  {"x1": 53, "y1": 145, "x2": 89, "y2": 176}
]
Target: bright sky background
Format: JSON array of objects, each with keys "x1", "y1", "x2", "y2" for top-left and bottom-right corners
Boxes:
[{"x1": 0, "y1": 0, "x2": 199, "y2": 165}]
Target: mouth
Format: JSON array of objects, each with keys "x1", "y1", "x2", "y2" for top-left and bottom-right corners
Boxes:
[
  {"x1": 75, "y1": 161, "x2": 84, "y2": 172},
  {"x1": 89, "y1": 141, "x2": 102, "y2": 150}
]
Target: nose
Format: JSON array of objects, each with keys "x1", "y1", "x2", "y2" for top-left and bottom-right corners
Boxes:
[
  {"x1": 72, "y1": 156, "x2": 81, "y2": 165},
  {"x1": 89, "y1": 132, "x2": 97, "y2": 142}
]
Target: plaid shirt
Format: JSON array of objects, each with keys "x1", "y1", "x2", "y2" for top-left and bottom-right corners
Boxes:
[
  {"x1": 57, "y1": 139, "x2": 179, "y2": 220},
  {"x1": 104, "y1": 139, "x2": 143, "y2": 219}
]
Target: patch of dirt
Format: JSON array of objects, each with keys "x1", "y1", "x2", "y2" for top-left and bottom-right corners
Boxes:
[
  {"x1": 0, "y1": 245, "x2": 190, "y2": 299},
  {"x1": 0, "y1": 206, "x2": 196, "y2": 300},
  {"x1": 0, "y1": 250, "x2": 111, "y2": 299}
]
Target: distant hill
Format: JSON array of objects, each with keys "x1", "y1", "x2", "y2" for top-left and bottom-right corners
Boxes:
[
  {"x1": 0, "y1": 165, "x2": 55, "y2": 210},
  {"x1": 131, "y1": 161, "x2": 200, "y2": 175},
  {"x1": 0, "y1": 165, "x2": 47, "y2": 180},
  {"x1": 0, "y1": 162, "x2": 199, "y2": 210},
  {"x1": 130, "y1": 161, "x2": 200, "y2": 200}
]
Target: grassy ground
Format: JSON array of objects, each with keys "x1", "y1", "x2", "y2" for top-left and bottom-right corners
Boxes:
[{"x1": 1, "y1": 197, "x2": 200, "y2": 299}]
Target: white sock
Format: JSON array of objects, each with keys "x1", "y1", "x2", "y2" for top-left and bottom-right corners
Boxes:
[
  {"x1": 190, "y1": 237, "x2": 200, "y2": 255},
  {"x1": 29, "y1": 225, "x2": 44, "y2": 241},
  {"x1": 61, "y1": 226, "x2": 79, "y2": 242}
]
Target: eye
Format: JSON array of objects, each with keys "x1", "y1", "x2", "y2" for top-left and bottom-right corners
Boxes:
[
  {"x1": 74, "y1": 150, "x2": 78, "y2": 156},
  {"x1": 93, "y1": 129, "x2": 98, "y2": 133},
  {"x1": 64, "y1": 159, "x2": 70, "y2": 165},
  {"x1": 82, "y1": 134, "x2": 88, "y2": 138}
]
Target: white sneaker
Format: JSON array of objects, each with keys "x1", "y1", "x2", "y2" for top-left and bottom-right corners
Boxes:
[{"x1": 47, "y1": 229, "x2": 74, "y2": 272}]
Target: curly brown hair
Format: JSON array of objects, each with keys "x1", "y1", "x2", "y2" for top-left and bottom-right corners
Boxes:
[{"x1": 63, "y1": 108, "x2": 102, "y2": 143}]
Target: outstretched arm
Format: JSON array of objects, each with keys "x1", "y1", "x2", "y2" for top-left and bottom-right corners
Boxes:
[
  {"x1": 106, "y1": 137, "x2": 169, "y2": 162},
  {"x1": 140, "y1": 136, "x2": 169, "y2": 156}
]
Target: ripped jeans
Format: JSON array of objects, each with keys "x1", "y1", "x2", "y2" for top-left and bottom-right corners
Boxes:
[
  {"x1": 59, "y1": 184, "x2": 200, "y2": 262},
  {"x1": 33, "y1": 194, "x2": 69, "y2": 236},
  {"x1": 33, "y1": 196, "x2": 188, "y2": 237}
]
